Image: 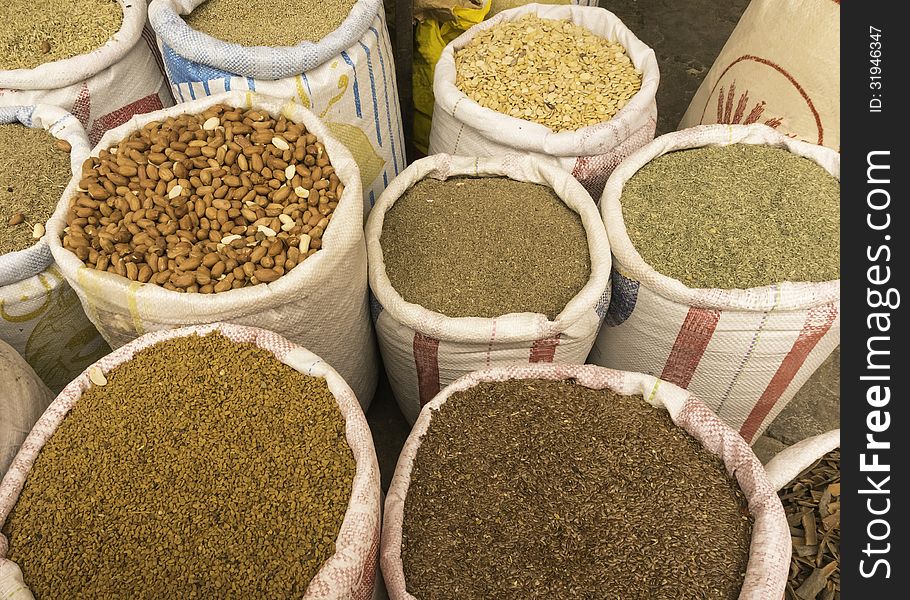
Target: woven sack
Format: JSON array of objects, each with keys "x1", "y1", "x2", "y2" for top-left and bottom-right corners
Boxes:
[
  {"x1": 0, "y1": 105, "x2": 109, "y2": 393},
  {"x1": 589, "y1": 124, "x2": 839, "y2": 443},
  {"x1": 0, "y1": 340, "x2": 53, "y2": 480},
  {"x1": 0, "y1": 323, "x2": 381, "y2": 600},
  {"x1": 149, "y1": 0, "x2": 405, "y2": 215},
  {"x1": 380, "y1": 363, "x2": 791, "y2": 599},
  {"x1": 45, "y1": 91, "x2": 378, "y2": 407},
  {"x1": 428, "y1": 3, "x2": 659, "y2": 200},
  {"x1": 678, "y1": 0, "x2": 839, "y2": 151},
  {"x1": 764, "y1": 429, "x2": 840, "y2": 492},
  {"x1": 0, "y1": 1, "x2": 174, "y2": 146},
  {"x1": 365, "y1": 153, "x2": 611, "y2": 424}
]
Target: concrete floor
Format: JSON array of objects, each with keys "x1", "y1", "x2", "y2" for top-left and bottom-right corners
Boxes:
[{"x1": 366, "y1": 0, "x2": 840, "y2": 489}]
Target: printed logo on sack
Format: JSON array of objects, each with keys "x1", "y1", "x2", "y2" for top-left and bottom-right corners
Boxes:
[{"x1": 603, "y1": 266, "x2": 639, "y2": 327}]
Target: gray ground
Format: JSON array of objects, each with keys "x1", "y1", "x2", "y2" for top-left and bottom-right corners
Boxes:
[{"x1": 366, "y1": 0, "x2": 840, "y2": 489}]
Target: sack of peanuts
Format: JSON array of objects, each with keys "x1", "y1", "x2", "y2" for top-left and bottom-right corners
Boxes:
[
  {"x1": 148, "y1": 0, "x2": 405, "y2": 215},
  {"x1": 45, "y1": 90, "x2": 378, "y2": 407},
  {"x1": 0, "y1": 1, "x2": 175, "y2": 146},
  {"x1": 0, "y1": 339, "x2": 53, "y2": 480},
  {"x1": 678, "y1": 0, "x2": 839, "y2": 151},
  {"x1": 381, "y1": 364, "x2": 790, "y2": 599},
  {"x1": 0, "y1": 105, "x2": 109, "y2": 393},
  {"x1": 365, "y1": 153, "x2": 611, "y2": 424},
  {"x1": 428, "y1": 3, "x2": 659, "y2": 200},
  {"x1": 589, "y1": 124, "x2": 840, "y2": 443},
  {"x1": 0, "y1": 322, "x2": 381, "y2": 599}
]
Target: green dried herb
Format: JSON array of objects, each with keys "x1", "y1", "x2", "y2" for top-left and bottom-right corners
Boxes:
[
  {"x1": 3, "y1": 332, "x2": 355, "y2": 599},
  {"x1": 185, "y1": 0, "x2": 357, "y2": 46},
  {"x1": 621, "y1": 144, "x2": 840, "y2": 289},
  {"x1": 0, "y1": 0, "x2": 123, "y2": 70},
  {"x1": 402, "y1": 379, "x2": 753, "y2": 599},
  {"x1": 781, "y1": 449, "x2": 840, "y2": 600},
  {"x1": 0, "y1": 124, "x2": 72, "y2": 255},
  {"x1": 381, "y1": 176, "x2": 591, "y2": 319}
]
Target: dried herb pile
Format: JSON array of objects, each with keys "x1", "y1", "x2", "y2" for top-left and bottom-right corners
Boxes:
[
  {"x1": 621, "y1": 144, "x2": 840, "y2": 289},
  {"x1": 3, "y1": 332, "x2": 355, "y2": 599},
  {"x1": 185, "y1": 0, "x2": 357, "y2": 46},
  {"x1": 381, "y1": 176, "x2": 591, "y2": 319},
  {"x1": 1, "y1": 0, "x2": 123, "y2": 71},
  {"x1": 780, "y1": 449, "x2": 840, "y2": 600},
  {"x1": 401, "y1": 379, "x2": 753, "y2": 599},
  {"x1": 0, "y1": 124, "x2": 72, "y2": 255}
]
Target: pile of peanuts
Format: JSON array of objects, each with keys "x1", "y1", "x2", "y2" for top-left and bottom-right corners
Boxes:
[{"x1": 62, "y1": 104, "x2": 344, "y2": 293}]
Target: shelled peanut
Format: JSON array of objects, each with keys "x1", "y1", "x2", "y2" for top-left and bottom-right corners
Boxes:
[{"x1": 62, "y1": 104, "x2": 344, "y2": 293}]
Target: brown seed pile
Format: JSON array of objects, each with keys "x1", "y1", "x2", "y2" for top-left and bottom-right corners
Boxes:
[
  {"x1": 621, "y1": 144, "x2": 841, "y2": 289},
  {"x1": 184, "y1": 0, "x2": 357, "y2": 46},
  {"x1": 62, "y1": 104, "x2": 344, "y2": 292},
  {"x1": 781, "y1": 449, "x2": 840, "y2": 600},
  {"x1": 2, "y1": 332, "x2": 355, "y2": 599},
  {"x1": 456, "y1": 15, "x2": 643, "y2": 131},
  {"x1": 1, "y1": 0, "x2": 123, "y2": 71},
  {"x1": 381, "y1": 176, "x2": 591, "y2": 319},
  {"x1": 0, "y1": 124, "x2": 72, "y2": 255},
  {"x1": 402, "y1": 379, "x2": 753, "y2": 599}
]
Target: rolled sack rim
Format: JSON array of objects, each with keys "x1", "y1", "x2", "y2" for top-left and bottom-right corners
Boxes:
[
  {"x1": 0, "y1": 105, "x2": 91, "y2": 286},
  {"x1": 381, "y1": 363, "x2": 789, "y2": 600},
  {"x1": 148, "y1": 0, "x2": 383, "y2": 81},
  {"x1": 0, "y1": 0, "x2": 147, "y2": 90},
  {"x1": 364, "y1": 152, "x2": 612, "y2": 342},
  {"x1": 0, "y1": 322, "x2": 381, "y2": 599},
  {"x1": 601, "y1": 123, "x2": 841, "y2": 312},
  {"x1": 763, "y1": 429, "x2": 840, "y2": 492},
  {"x1": 44, "y1": 90, "x2": 365, "y2": 324},
  {"x1": 432, "y1": 3, "x2": 660, "y2": 157}
]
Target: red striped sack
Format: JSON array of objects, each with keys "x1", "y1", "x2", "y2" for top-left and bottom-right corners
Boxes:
[
  {"x1": 380, "y1": 364, "x2": 791, "y2": 600},
  {"x1": 365, "y1": 154, "x2": 612, "y2": 424},
  {"x1": 0, "y1": 3, "x2": 174, "y2": 146},
  {"x1": 589, "y1": 124, "x2": 840, "y2": 443}
]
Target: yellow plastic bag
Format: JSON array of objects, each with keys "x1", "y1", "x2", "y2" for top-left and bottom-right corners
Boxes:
[{"x1": 413, "y1": 1, "x2": 491, "y2": 154}]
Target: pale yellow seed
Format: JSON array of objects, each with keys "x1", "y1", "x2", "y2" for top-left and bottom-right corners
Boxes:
[
  {"x1": 294, "y1": 186, "x2": 309, "y2": 199},
  {"x1": 202, "y1": 117, "x2": 220, "y2": 131},
  {"x1": 285, "y1": 165, "x2": 296, "y2": 179},
  {"x1": 168, "y1": 185, "x2": 183, "y2": 199},
  {"x1": 88, "y1": 367, "x2": 108, "y2": 387},
  {"x1": 257, "y1": 225, "x2": 277, "y2": 237},
  {"x1": 299, "y1": 234, "x2": 311, "y2": 252},
  {"x1": 272, "y1": 137, "x2": 290, "y2": 151},
  {"x1": 32, "y1": 222, "x2": 45, "y2": 239},
  {"x1": 220, "y1": 234, "x2": 242, "y2": 244}
]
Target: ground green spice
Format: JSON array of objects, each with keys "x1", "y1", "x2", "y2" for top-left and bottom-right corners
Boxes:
[
  {"x1": 2, "y1": 332, "x2": 355, "y2": 599},
  {"x1": 781, "y1": 449, "x2": 840, "y2": 600},
  {"x1": 381, "y1": 177, "x2": 591, "y2": 319},
  {"x1": 0, "y1": 124, "x2": 72, "y2": 255},
  {"x1": 402, "y1": 379, "x2": 753, "y2": 600},
  {"x1": 0, "y1": 0, "x2": 123, "y2": 71},
  {"x1": 184, "y1": 0, "x2": 357, "y2": 46},
  {"x1": 621, "y1": 144, "x2": 840, "y2": 289}
]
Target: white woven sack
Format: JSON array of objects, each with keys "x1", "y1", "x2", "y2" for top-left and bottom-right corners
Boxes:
[
  {"x1": 0, "y1": 105, "x2": 109, "y2": 393},
  {"x1": 0, "y1": 1, "x2": 175, "y2": 147},
  {"x1": 381, "y1": 363, "x2": 791, "y2": 599},
  {"x1": 589, "y1": 124, "x2": 840, "y2": 444},
  {"x1": 45, "y1": 91, "x2": 378, "y2": 407},
  {"x1": 678, "y1": 0, "x2": 839, "y2": 151},
  {"x1": 764, "y1": 429, "x2": 840, "y2": 492},
  {"x1": 0, "y1": 323, "x2": 381, "y2": 600},
  {"x1": 428, "y1": 3, "x2": 659, "y2": 201},
  {"x1": 365, "y1": 153, "x2": 611, "y2": 424},
  {"x1": 149, "y1": 0, "x2": 405, "y2": 216},
  {"x1": 0, "y1": 340, "x2": 53, "y2": 480}
]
